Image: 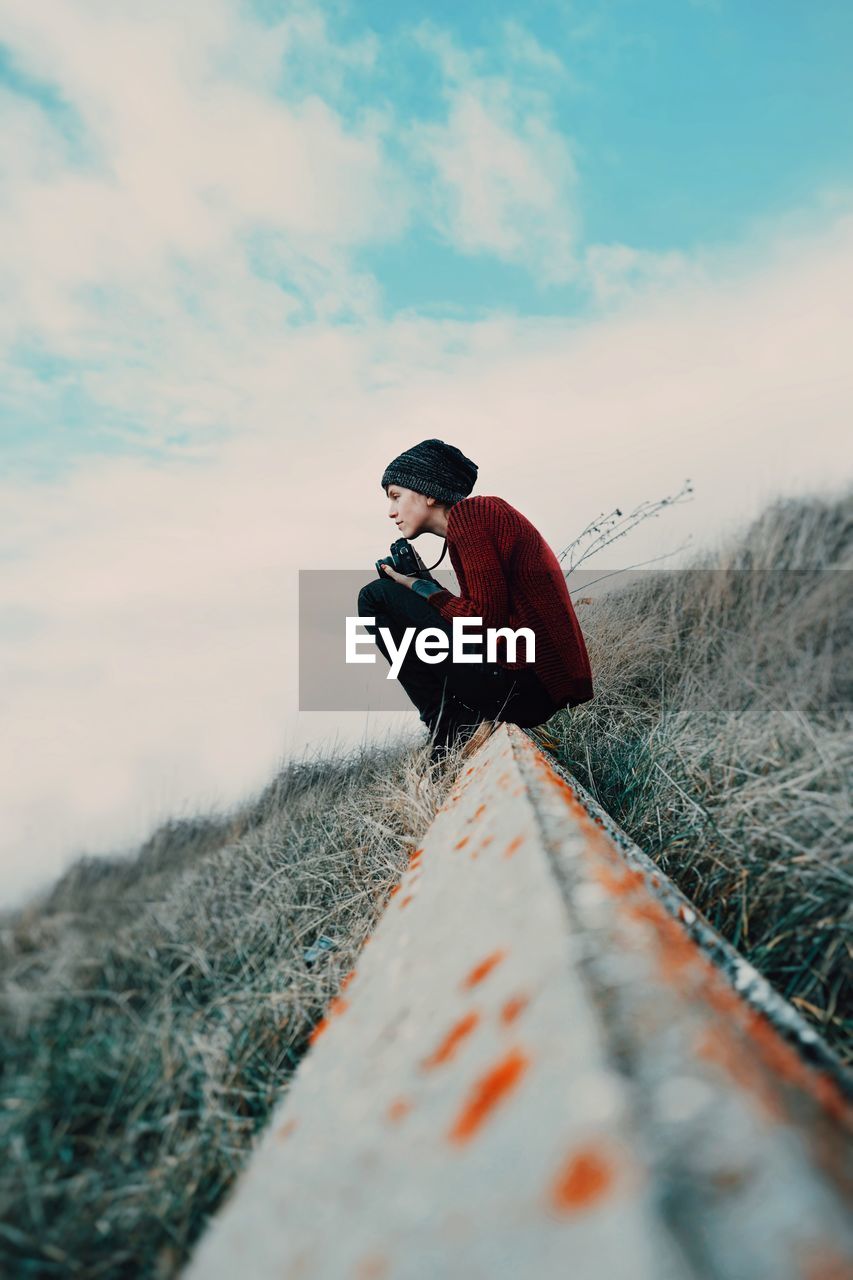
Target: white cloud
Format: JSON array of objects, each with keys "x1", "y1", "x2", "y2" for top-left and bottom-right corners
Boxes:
[
  {"x1": 500, "y1": 19, "x2": 572, "y2": 79},
  {"x1": 2, "y1": 201, "x2": 852, "y2": 906},
  {"x1": 0, "y1": 3, "x2": 585, "y2": 396},
  {"x1": 0, "y1": 0, "x2": 409, "y2": 355},
  {"x1": 407, "y1": 24, "x2": 580, "y2": 284},
  {"x1": 1, "y1": 5, "x2": 851, "y2": 905},
  {"x1": 582, "y1": 243, "x2": 706, "y2": 307}
]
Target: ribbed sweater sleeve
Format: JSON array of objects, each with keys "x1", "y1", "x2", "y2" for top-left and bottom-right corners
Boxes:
[
  {"x1": 423, "y1": 500, "x2": 509, "y2": 629},
  {"x1": 413, "y1": 493, "x2": 594, "y2": 709}
]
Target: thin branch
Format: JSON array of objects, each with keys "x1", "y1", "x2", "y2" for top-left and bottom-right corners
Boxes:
[
  {"x1": 568, "y1": 538, "x2": 697, "y2": 597},
  {"x1": 559, "y1": 479, "x2": 695, "y2": 574}
]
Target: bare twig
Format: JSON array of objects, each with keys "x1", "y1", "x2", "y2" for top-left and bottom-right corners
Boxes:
[{"x1": 558, "y1": 479, "x2": 695, "y2": 573}]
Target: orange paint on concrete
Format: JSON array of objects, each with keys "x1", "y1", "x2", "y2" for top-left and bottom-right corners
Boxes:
[
  {"x1": 610, "y1": 863, "x2": 853, "y2": 1133},
  {"x1": 656, "y1": 915, "x2": 853, "y2": 1139},
  {"x1": 741, "y1": 1007, "x2": 852, "y2": 1130},
  {"x1": 694, "y1": 1024, "x2": 787, "y2": 1124},
  {"x1": 810, "y1": 1073, "x2": 853, "y2": 1133},
  {"x1": 480, "y1": 834, "x2": 494, "y2": 848},
  {"x1": 473, "y1": 803, "x2": 487, "y2": 820},
  {"x1": 549, "y1": 1145, "x2": 616, "y2": 1213},
  {"x1": 422, "y1": 1010, "x2": 481, "y2": 1069},
  {"x1": 284, "y1": 1248, "x2": 314, "y2": 1279},
  {"x1": 504, "y1": 835, "x2": 524, "y2": 859},
  {"x1": 744, "y1": 1007, "x2": 825, "y2": 1090},
  {"x1": 276, "y1": 1117, "x2": 298, "y2": 1142},
  {"x1": 339, "y1": 970, "x2": 356, "y2": 992},
  {"x1": 534, "y1": 760, "x2": 614, "y2": 858},
  {"x1": 354, "y1": 1253, "x2": 390, "y2": 1279},
  {"x1": 626, "y1": 897, "x2": 700, "y2": 980},
  {"x1": 399, "y1": 894, "x2": 413, "y2": 909},
  {"x1": 308, "y1": 1017, "x2": 329, "y2": 1046},
  {"x1": 500, "y1": 993, "x2": 530, "y2": 1024},
  {"x1": 461, "y1": 948, "x2": 507, "y2": 989},
  {"x1": 454, "y1": 836, "x2": 470, "y2": 850},
  {"x1": 801, "y1": 1246, "x2": 853, "y2": 1280},
  {"x1": 305, "y1": 999, "x2": 348, "y2": 1046},
  {"x1": 448, "y1": 1046, "x2": 530, "y2": 1144},
  {"x1": 591, "y1": 862, "x2": 646, "y2": 897},
  {"x1": 388, "y1": 884, "x2": 401, "y2": 899},
  {"x1": 386, "y1": 1097, "x2": 412, "y2": 1124},
  {"x1": 529, "y1": 737, "x2": 853, "y2": 1145}
]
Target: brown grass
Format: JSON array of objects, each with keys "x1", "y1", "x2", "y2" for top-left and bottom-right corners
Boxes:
[
  {"x1": 1, "y1": 486, "x2": 849, "y2": 1275},
  {"x1": 537, "y1": 487, "x2": 852, "y2": 1059}
]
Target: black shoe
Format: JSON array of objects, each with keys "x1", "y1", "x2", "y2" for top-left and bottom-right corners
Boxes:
[
  {"x1": 428, "y1": 700, "x2": 482, "y2": 760},
  {"x1": 428, "y1": 741, "x2": 453, "y2": 766}
]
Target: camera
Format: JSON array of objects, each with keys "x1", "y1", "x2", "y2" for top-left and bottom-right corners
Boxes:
[
  {"x1": 375, "y1": 536, "x2": 448, "y2": 581},
  {"x1": 375, "y1": 537, "x2": 427, "y2": 580}
]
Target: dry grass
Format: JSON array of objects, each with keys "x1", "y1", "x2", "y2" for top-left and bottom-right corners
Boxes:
[
  {"x1": 536, "y1": 487, "x2": 852, "y2": 1059},
  {"x1": 1, "y1": 486, "x2": 850, "y2": 1275},
  {"x1": 0, "y1": 740, "x2": 459, "y2": 1276}
]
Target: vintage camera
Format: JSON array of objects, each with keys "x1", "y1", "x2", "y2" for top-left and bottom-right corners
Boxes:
[{"x1": 375, "y1": 537, "x2": 427, "y2": 580}]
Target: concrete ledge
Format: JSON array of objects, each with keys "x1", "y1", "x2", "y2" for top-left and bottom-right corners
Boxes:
[{"x1": 183, "y1": 723, "x2": 852, "y2": 1280}]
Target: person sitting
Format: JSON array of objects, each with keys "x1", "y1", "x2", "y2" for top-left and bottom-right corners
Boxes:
[{"x1": 358, "y1": 438, "x2": 594, "y2": 762}]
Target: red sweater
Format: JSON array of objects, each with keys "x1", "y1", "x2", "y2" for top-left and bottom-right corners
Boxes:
[{"x1": 417, "y1": 495, "x2": 594, "y2": 709}]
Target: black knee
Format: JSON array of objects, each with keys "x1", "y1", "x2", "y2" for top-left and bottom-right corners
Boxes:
[
  {"x1": 358, "y1": 580, "x2": 384, "y2": 614},
  {"x1": 358, "y1": 577, "x2": 404, "y2": 615}
]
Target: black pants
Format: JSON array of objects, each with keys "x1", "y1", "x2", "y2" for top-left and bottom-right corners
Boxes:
[{"x1": 357, "y1": 577, "x2": 561, "y2": 743}]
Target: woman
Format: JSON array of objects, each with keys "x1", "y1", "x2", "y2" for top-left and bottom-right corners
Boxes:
[{"x1": 358, "y1": 438, "x2": 594, "y2": 761}]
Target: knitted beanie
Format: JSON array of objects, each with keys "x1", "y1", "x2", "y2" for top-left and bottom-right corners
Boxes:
[{"x1": 381, "y1": 438, "x2": 478, "y2": 506}]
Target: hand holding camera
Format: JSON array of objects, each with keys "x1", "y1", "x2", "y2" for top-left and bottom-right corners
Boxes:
[{"x1": 375, "y1": 537, "x2": 446, "y2": 587}]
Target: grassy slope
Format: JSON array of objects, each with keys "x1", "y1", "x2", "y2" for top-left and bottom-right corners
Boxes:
[
  {"x1": 1, "y1": 745, "x2": 455, "y2": 1276},
  {"x1": 539, "y1": 487, "x2": 852, "y2": 1056},
  {"x1": 1, "y1": 488, "x2": 850, "y2": 1275}
]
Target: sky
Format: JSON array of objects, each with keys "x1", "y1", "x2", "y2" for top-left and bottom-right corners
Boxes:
[{"x1": 1, "y1": 0, "x2": 852, "y2": 905}]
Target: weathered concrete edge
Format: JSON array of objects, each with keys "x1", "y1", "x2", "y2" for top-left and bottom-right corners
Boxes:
[
  {"x1": 181, "y1": 719, "x2": 703, "y2": 1280},
  {"x1": 516, "y1": 727, "x2": 853, "y2": 1096},
  {"x1": 178, "y1": 721, "x2": 850, "y2": 1280}
]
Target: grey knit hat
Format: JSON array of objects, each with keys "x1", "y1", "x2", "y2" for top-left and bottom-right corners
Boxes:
[{"x1": 381, "y1": 438, "x2": 478, "y2": 506}]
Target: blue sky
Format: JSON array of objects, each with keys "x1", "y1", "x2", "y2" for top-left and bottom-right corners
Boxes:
[
  {"x1": 1, "y1": 0, "x2": 852, "y2": 903},
  {"x1": 351, "y1": 0, "x2": 853, "y2": 306},
  {"x1": 1, "y1": 0, "x2": 852, "y2": 481}
]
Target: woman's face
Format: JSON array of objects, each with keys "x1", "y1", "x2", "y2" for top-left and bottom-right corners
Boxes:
[{"x1": 386, "y1": 485, "x2": 431, "y2": 537}]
